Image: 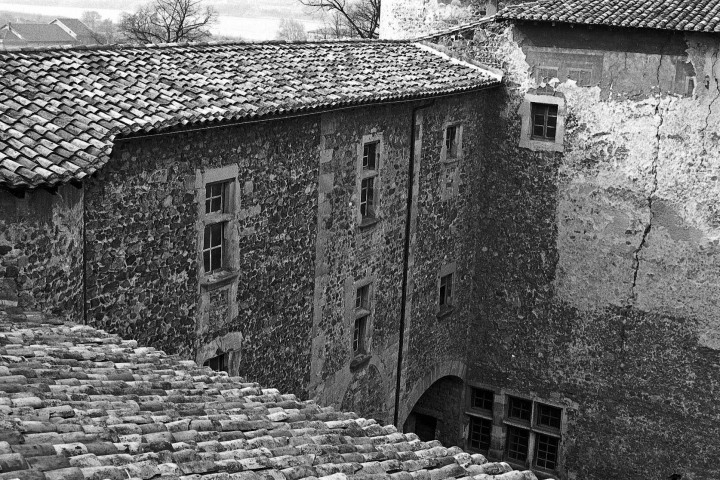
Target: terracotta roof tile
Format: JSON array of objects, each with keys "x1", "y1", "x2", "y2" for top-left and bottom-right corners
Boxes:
[
  {"x1": 0, "y1": 309, "x2": 537, "y2": 480},
  {"x1": 498, "y1": 0, "x2": 720, "y2": 32},
  {"x1": 0, "y1": 41, "x2": 501, "y2": 190}
]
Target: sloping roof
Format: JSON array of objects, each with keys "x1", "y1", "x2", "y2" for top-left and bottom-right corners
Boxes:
[
  {"x1": 497, "y1": 0, "x2": 720, "y2": 32},
  {"x1": 5, "y1": 23, "x2": 76, "y2": 43},
  {"x1": 53, "y1": 18, "x2": 95, "y2": 38},
  {"x1": 0, "y1": 41, "x2": 501, "y2": 190},
  {"x1": 0, "y1": 308, "x2": 537, "y2": 480}
]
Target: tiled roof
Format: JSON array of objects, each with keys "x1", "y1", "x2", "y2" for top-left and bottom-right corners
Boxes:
[
  {"x1": 497, "y1": 0, "x2": 720, "y2": 32},
  {"x1": 0, "y1": 308, "x2": 538, "y2": 480},
  {"x1": 3, "y1": 23, "x2": 76, "y2": 43},
  {"x1": 53, "y1": 18, "x2": 96, "y2": 38},
  {"x1": 0, "y1": 41, "x2": 501, "y2": 190}
]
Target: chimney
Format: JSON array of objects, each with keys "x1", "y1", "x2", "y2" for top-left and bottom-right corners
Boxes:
[{"x1": 486, "y1": 0, "x2": 499, "y2": 16}]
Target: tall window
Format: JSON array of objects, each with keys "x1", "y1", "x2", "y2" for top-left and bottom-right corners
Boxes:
[
  {"x1": 504, "y1": 396, "x2": 563, "y2": 471},
  {"x1": 203, "y1": 181, "x2": 230, "y2": 274},
  {"x1": 445, "y1": 125, "x2": 459, "y2": 159},
  {"x1": 439, "y1": 273, "x2": 453, "y2": 309},
  {"x1": 359, "y1": 140, "x2": 380, "y2": 224},
  {"x1": 353, "y1": 283, "x2": 371, "y2": 356},
  {"x1": 531, "y1": 103, "x2": 558, "y2": 141},
  {"x1": 467, "y1": 387, "x2": 494, "y2": 453}
]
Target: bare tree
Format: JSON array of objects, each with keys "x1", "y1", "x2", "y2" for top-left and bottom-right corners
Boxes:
[
  {"x1": 277, "y1": 18, "x2": 308, "y2": 41},
  {"x1": 119, "y1": 0, "x2": 218, "y2": 44},
  {"x1": 299, "y1": 0, "x2": 380, "y2": 39},
  {"x1": 81, "y1": 11, "x2": 102, "y2": 31}
]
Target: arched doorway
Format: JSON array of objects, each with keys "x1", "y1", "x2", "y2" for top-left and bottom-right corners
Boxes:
[{"x1": 403, "y1": 375, "x2": 464, "y2": 447}]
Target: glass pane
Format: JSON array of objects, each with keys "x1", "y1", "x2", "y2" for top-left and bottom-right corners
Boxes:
[
  {"x1": 210, "y1": 223, "x2": 222, "y2": 247},
  {"x1": 506, "y1": 426, "x2": 529, "y2": 462},
  {"x1": 204, "y1": 225, "x2": 212, "y2": 248},
  {"x1": 508, "y1": 397, "x2": 532, "y2": 421},
  {"x1": 363, "y1": 143, "x2": 376, "y2": 170},
  {"x1": 535, "y1": 434, "x2": 559, "y2": 470},
  {"x1": 537, "y1": 404, "x2": 562, "y2": 429},
  {"x1": 211, "y1": 196, "x2": 222, "y2": 212},
  {"x1": 547, "y1": 115, "x2": 557, "y2": 128},
  {"x1": 203, "y1": 250, "x2": 210, "y2": 272},
  {"x1": 471, "y1": 388, "x2": 494, "y2": 410},
  {"x1": 548, "y1": 104, "x2": 558, "y2": 116},
  {"x1": 533, "y1": 125, "x2": 545, "y2": 137},
  {"x1": 468, "y1": 417, "x2": 492, "y2": 451},
  {"x1": 546, "y1": 126, "x2": 557, "y2": 139},
  {"x1": 210, "y1": 246, "x2": 222, "y2": 271}
]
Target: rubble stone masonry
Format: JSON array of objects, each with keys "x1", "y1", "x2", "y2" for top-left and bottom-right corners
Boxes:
[{"x1": 382, "y1": 3, "x2": 720, "y2": 479}]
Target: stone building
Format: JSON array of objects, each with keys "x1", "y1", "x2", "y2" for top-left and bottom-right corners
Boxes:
[
  {"x1": 0, "y1": 38, "x2": 504, "y2": 468},
  {"x1": 381, "y1": 0, "x2": 720, "y2": 480}
]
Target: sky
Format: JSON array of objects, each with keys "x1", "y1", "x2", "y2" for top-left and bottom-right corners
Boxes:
[{"x1": 0, "y1": 0, "x2": 325, "y2": 39}]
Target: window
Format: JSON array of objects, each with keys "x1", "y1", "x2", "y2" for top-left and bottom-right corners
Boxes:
[
  {"x1": 202, "y1": 180, "x2": 231, "y2": 274},
  {"x1": 467, "y1": 387, "x2": 494, "y2": 453},
  {"x1": 567, "y1": 68, "x2": 592, "y2": 87},
  {"x1": 439, "y1": 273, "x2": 453, "y2": 308},
  {"x1": 503, "y1": 396, "x2": 563, "y2": 472},
  {"x1": 468, "y1": 416, "x2": 492, "y2": 451},
  {"x1": 531, "y1": 103, "x2": 558, "y2": 141},
  {"x1": 204, "y1": 352, "x2": 229, "y2": 373},
  {"x1": 518, "y1": 94, "x2": 565, "y2": 153},
  {"x1": 351, "y1": 282, "x2": 372, "y2": 359},
  {"x1": 445, "y1": 125, "x2": 459, "y2": 159},
  {"x1": 358, "y1": 139, "x2": 381, "y2": 225},
  {"x1": 197, "y1": 166, "x2": 239, "y2": 282},
  {"x1": 536, "y1": 66, "x2": 558, "y2": 83}
]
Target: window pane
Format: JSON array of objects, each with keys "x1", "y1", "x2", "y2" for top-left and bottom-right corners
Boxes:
[
  {"x1": 439, "y1": 284, "x2": 446, "y2": 306},
  {"x1": 468, "y1": 416, "x2": 492, "y2": 451},
  {"x1": 508, "y1": 397, "x2": 532, "y2": 421},
  {"x1": 353, "y1": 316, "x2": 366, "y2": 353},
  {"x1": 361, "y1": 177, "x2": 374, "y2": 218},
  {"x1": 548, "y1": 104, "x2": 558, "y2": 117},
  {"x1": 356, "y1": 285, "x2": 369, "y2": 310},
  {"x1": 546, "y1": 126, "x2": 557, "y2": 139},
  {"x1": 546, "y1": 115, "x2": 557, "y2": 129},
  {"x1": 209, "y1": 223, "x2": 222, "y2": 247},
  {"x1": 211, "y1": 196, "x2": 222, "y2": 212},
  {"x1": 506, "y1": 426, "x2": 529, "y2": 463},
  {"x1": 471, "y1": 388, "x2": 494, "y2": 411},
  {"x1": 205, "y1": 182, "x2": 227, "y2": 214},
  {"x1": 446, "y1": 126, "x2": 456, "y2": 152},
  {"x1": 363, "y1": 142, "x2": 377, "y2": 170},
  {"x1": 203, "y1": 250, "x2": 210, "y2": 273},
  {"x1": 537, "y1": 404, "x2": 562, "y2": 430},
  {"x1": 535, "y1": 434, "x2": 559, "y2": 470}
]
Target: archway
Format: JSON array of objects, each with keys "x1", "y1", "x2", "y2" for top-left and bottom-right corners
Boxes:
[{"x1": 403, "y1": 375, "x2": 465, "y2": 447}]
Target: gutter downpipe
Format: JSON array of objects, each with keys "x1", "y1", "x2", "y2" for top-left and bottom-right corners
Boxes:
[{"x1": 394, "y1": 101, "x2": 433, "y2": 428}]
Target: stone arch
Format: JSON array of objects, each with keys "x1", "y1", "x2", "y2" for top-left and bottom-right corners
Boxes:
[{"x1": 399, "y1": 358, "x2": 467, "y2": 429}]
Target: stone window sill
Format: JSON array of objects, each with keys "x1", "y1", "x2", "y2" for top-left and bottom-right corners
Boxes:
[
  {"x1": 201, "y1": 269, "x2": 239, "y2": 289},
  {"x1": 357, "y1": 216, "x2": 381, "y2": 231},
  {"x1": 350, "y1": 353, "x2": 371, "y2": 370},
  {"x1": 436, "y1": 305, "x2": 455, "y2": 319}
]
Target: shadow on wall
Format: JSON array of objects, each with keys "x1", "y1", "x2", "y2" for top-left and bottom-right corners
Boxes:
[{"x1": 403, "y1": 375, "x2": 465, "y2": 446}]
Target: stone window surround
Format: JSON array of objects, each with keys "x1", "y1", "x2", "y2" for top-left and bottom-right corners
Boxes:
[
  {"x1": 441, "y1": 121, "x2": 463, "y2": 163},
  {"x1": 345, "y1": 275, "x2": 376, "y2": 369},
  {"x1": 436, "y1": 261, "x2": 457, "y2": 318},
  {"x1": 356, "y1": 133, "x2": 384, "y2": 228},
  {"x1": 518, "y1": 92, "x2": 566, "y2": 153},
  {"x1": 195, "y1": 164, "x2": 240, "y2": 285},
  {"x1": 463, "y1": 383, "x2": 570, "y2": 478}
]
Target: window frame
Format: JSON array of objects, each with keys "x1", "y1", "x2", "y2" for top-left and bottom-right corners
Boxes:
[
  {"x1": 441, "y1": 122, "x2": 463, "y2": 163},
  {"x1": 436, "y1": 262, "x2": 457, "y2": 318},
  {"x1": 357, "y1": 134, "x2": 383, "y2": 227},
  {"x1": 347, "y1": 276, "x2": 375, "y2": 369},
  {"x1": 518, "y1": 93, "x2": 566, "y2": 153}
]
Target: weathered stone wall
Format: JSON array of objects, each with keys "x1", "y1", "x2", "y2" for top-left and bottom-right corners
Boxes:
[
  {"x1": 380, "y1": 7, "x2": 720, "y2": 479},
  {"x1": 310, "y1": 94, "x2": 498, "y2": 427},
  {"x1": 85, "y1": 117, "x2": 318, "y2": 398},
  {"x1": 0, "y1": 185, "x2": 83, "y2": 318}
]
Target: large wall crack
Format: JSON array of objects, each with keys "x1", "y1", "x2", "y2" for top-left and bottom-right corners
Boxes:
[{"x1": 627, "y1": 101, "x2": 664, "y2": 307}]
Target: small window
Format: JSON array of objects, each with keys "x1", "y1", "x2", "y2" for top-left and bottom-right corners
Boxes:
[
  {"x1": 353, "y1": 316, "x2": 366, "y2": 354},
  {"x1": 535, "y1": 434, "x2": 560, "y2": 470},
  {"x1": 468, "y1": 416, "x2": 492, "y2": 451},
  {"x1": 363, "y1": 142, "x2": 378, "y2": 170},
  {"x1": 567, "y1": 68, "x2": 592, "y2": 87},
  {"x1": 531, "y1": 103, "x2": 558, "y2": 141},
  {"x1": 471, "y1": 388, "x2": 494, "y2": 411},
  {"x1": 203, "y1": 222, "x2": 224, "y2": 273},
  {"x1": 506, "y1": 426, "x2": 530, "y2": 463},
  {"x1": 536, "y1": 66, "x2": 558, "y2": 83},
  {"x1": 360, "y1": 177, "x2": 375, "y2": 219},
  {"x1": 356, "y1": 284, "x2": 370, "y2": 311},
  {"x1": 204, "y1": 352, "x2": 229, "y2": 372},
  {"x1": 205, "y1": 181, "x2": 228, "y2": 214},
  {"x1": 445, "y1": 125, "x2": 459, "y2": 159},
  {"x1": 536, "y1": 403, "x2": 562, "y2": 430},
  {"x1": 508, "y1": 396, "x2": 532, "y2": 422},
  {"x1": 439, "y1": 273, "x2": 453, "y2": 308}
]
